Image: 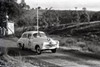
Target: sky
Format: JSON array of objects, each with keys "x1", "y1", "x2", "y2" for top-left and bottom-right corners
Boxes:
[{"x1": 17, "y1": 0, "x2": 100, "y2": 11}]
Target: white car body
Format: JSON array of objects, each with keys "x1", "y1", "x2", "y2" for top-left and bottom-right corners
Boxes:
[{"x1": 17, "y1": 31, "x2": 59, "y2": 54}]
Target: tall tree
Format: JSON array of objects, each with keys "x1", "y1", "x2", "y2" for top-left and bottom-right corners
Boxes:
[
  {"x1": 80, "y1": 7, "x2": 90, "y2": 22},
  {"x1": 0, "y1": 0, "x2": 21, "y2": 21},
  {"x1": 41, "y1": 10, "x2": 60, "y2": 27},
  {"x1": 0, "y1": 0, "x2": 22, "y2": 27},
  {"x1": 71, "y1": 7, "x2": 80, "y2": 23},
  {"x1": 71, "y1": 11, "x2": 80, "y2": 23}
]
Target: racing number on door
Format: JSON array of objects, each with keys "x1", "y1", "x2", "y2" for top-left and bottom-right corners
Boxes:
[{"x1": 28, "y1": 34, "x2": 32, "y2": 47}]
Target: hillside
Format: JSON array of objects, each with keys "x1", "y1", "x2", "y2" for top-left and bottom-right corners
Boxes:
[
  {"x1": 49, "y1": 21, "x2": 100, "y2": 36},
  {"x1": 15, "y1": 9, "x2": 100, "y2": 38},
  {"x1": 21, "y1": 9, "x2": 45, "y2": 20},
  {"x1": 16, "y1": 9, "x2": 96, "y2": 27},
  {"x1": 16, "y1": 9, "x2": 46, "y2": 27}
]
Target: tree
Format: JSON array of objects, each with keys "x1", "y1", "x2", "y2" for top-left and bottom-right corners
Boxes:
[
  {"x1": 41, "y1": 10, "x2": 60, "y2": 27},
  {"x1": 17, "y1": 18, "x2": 27, "y2": 27},
  {"x1": 71, "y1": 11, "x2": 80, "y2": 23},
  {"x1": 0, "y1": 0, "x2": 23, "y2": 28},
  {"x1": 38, "y1": 6, "x2": 41, "y2": 10},
  {"x1": 5, "y1": 0, "x2": 22, "y2": 19},
  {"x1": 80, "y1": 13, "x2": 89, "y2": 22},
  {"x1": 0, "y1": 0, "x2": 22, "y2": 21},
  {"x1": 91, "y1": 12, "x2": 100, "y2": 21},
  {"x1": 71, "y1": 7, "x2": 80, "y2": 23},
  {"x1": 80, "y1": 7, "x2": 90, "y2": 22}
]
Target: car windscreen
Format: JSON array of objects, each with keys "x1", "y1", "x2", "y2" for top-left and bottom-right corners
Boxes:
[
  {"x1": 22, "y1": 33, "x2": 27, "y2": 38},
  {"x1": 39, "y1": 33, "x2": 47, "y2": 37},
  {"x1": 33, "y1": 33, "x2": 47, "y2": 38}
]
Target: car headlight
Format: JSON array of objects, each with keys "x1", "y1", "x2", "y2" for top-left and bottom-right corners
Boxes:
[
  {"x1": 47, "y1": 38, "x2": 51, "y2": 41},
  {"x1": 56, "y1": 40, "x2": 59, "y2": 44},
  {"x1": 43, "y1": 42, "x2": 49, "y2": 45},
  {"x1": 51, "y1": 40, "x2": 59, "y2": 45}
]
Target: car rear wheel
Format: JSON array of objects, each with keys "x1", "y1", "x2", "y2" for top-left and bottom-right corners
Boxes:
[
  {"x1": 36, "y1": 46, "x2": 41, "y2": 55},
  {"x1": 22, "y1": 44, "x2": 24, "y2": 50},
  {"x1": 51, "y1": 49, "x2": 56, "y2": 53},
  {"x1": 18, "y1": 43, "x2": 22, "y2": 49},
  {"x1": 18, "y1": 43, "x2": 24, "y2": 50}
]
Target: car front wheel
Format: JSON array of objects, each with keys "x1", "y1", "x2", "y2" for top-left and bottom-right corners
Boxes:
[
  {"x1": 36, "y1": 46, "x2": 41, "y2": 55},
  {"x1": 51, "y1": 49, "x2": 56, "y2": 53}
]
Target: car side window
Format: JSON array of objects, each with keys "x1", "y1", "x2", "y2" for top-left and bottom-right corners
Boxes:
[
  {"x1": 33, "y1": 33, "x2": 37, "y2": 38},
  {"x1": 33, "y1": 33, "x2": 42, "y2": 38},
  {"x1": 22, "y1": 34, "x2": 27, "y2": 38},
  {"x1": 28, "y1": 33, "x2": 32, "y2": 38}
]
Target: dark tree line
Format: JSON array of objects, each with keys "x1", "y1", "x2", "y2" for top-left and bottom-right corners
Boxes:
[
  {"x1": 41, "y1": 10, "x2": 91, "y2": 26},
  {"x1": 0, "y1": 0, "x2": 100, "y2": 28},
  {"x1": 41, "y1": 10, "x2": 98, "y2": 26},
  {"x1": 0, "y1": 0, "x2": 23, "y2": 27},
  {"x1": 91, "y1": 12, "x2": 100, "y2": 21},
  {"x1": 16, "y1": 9, "x2": 100, "y2": 27}
]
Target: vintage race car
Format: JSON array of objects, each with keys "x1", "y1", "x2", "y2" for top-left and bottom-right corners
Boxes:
[{"x1": 17, "y1": 31, "x2": 59, "y2": 54}]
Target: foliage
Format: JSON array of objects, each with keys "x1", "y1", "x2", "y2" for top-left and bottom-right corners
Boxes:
[
  {"x1": 17, "y1": 18, "x2": 27, "y2": 27},
  {"x1": 80, "y1": 12, "x2": 90, "y2": 22},
  {"x1": 41, "y1": 10, "x2": 60, "y2": 27},
  {"x1": 0, "y1": 0, "x2": 22, "y2": 20},
  {"x1": 91, "y1": 11, "x2": 100, "y2": 21},
  {"x1": 71, "y1": 11, "x2": 80, "y2": 23},
  {"x1": 15, "y1": 9, "x2": 99, "y2": 29},
  {"x1": 58, "y1": 11, "x2": 72, "y2": 24},
  {"x1": 0, "y1": 0, "x2": 23, "y2": 28}
]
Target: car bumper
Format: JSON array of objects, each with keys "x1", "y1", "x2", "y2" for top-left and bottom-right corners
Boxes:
[{"x1": 42, "y1": 43, "x2": 59, "y2": 50}]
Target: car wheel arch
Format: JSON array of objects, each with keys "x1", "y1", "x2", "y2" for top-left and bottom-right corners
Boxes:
[
  {"x1": 35, "y1": 45, "x2": 41, "y2": 54},
  {"x1": 35, "y1": 45, "x2": 40, "y2": 49},
  {"x1": 18, "y1": 42, "x2": 25, "y2": 49},
  {"x1": 18, "y1": 43, "x2": 21, "y2": 46}
]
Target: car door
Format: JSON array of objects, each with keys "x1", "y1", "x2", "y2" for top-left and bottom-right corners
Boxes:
[
  {"x1": 27, "y1": 33, "x2": 32, "y2": 49},
  {"x1": 32, "y1": 33, "x2": 44, "y2": 49},
  {"x1": 28, "y1": 33, "x2": 44, "y2": 50},
  {"x1": 29, "y1": 33, "x2": 40, "y2": 50},
  {"x1": 20, "y1": 33, "x2": 29, "y2": 48}
]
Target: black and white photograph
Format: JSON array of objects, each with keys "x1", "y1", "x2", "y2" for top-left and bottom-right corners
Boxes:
[{"x1": 1, "y1": 0, "x2": 100, "y2": 67}]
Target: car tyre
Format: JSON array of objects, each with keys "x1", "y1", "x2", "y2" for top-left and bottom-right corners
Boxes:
[
  {"x1": 22, "y1": 44, "x2": 25, "y2": 50},
  {"x1": 51, "y1": 49, "x2": 56, "y2": 53},
  {"x1": 18, "y1": 43, "x2": 24, "y2": 50},
  {"x1": 36, "y1": 46, "x2": 41, "y2": 55},
  {"x1": 18, "y1": 43, "x2": 22, "y2": 49}
]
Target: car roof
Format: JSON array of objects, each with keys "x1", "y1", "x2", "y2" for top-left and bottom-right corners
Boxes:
[{"x1": 23, "y1": 31, "x2": 45, "y2": 34}]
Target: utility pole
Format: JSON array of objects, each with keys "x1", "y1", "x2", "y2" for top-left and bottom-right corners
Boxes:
[{"x1": 37, "y1": 7, "x2": 39, "y2": 32}]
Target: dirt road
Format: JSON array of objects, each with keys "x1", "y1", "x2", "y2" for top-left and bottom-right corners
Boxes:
[{"x1": 1, "y1": 38, "x2": 100, "y2": 67}]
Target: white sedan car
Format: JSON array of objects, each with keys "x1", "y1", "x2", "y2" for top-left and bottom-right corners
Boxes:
[{"x1": 17, "y1": 31, "x2": 59, "y2": 54}]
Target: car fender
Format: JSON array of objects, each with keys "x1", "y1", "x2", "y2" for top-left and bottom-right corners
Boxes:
[
  {"x1": 31, "y1": 41, "x2": 43, "y2": 50},
  {"x1": 17, "y1": 38, "x2": 24, "y2": 46}
]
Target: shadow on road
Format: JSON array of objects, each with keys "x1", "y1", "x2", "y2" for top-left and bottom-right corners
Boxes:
[
  {"x1": 6, "y1": 47, "x2": 100, "y2": 67},
  {"x1": 59, "y1": 49, "x2": 100, "y2": 60},
  {"x1": 7, "y1": 47, "x2": 37, "y2": 56},
  {"x1": 7, "y1": 47, "x2": 52, "y2": 56},
  {"x1": 7, "y1": 46, "x2": 100, "y2": 61}
]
